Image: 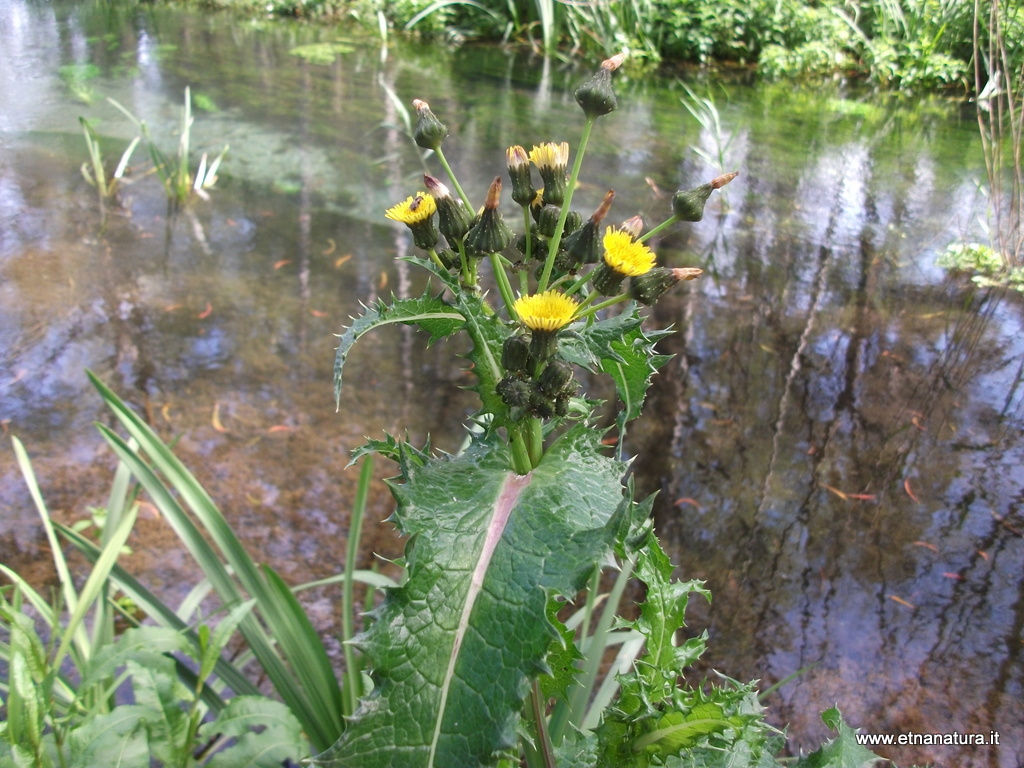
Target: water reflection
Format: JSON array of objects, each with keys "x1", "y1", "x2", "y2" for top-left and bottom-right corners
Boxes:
[{"x1": 0, "y1": 2, "x2": 1021, "y2": 765}]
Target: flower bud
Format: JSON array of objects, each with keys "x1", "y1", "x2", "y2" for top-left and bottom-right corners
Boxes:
[
  {"x1": 424, "y1": 174, "x2": 473, "y2": 243},
  {"x1": 497, "y1": 375, "x2": 533, "y2": 409},
  {"x1": 501, "y1": 334, "x2": 534, "y2": 374},
  {"x1": 671, "y1": 172, "x2": 738, "y2": 222},
  {"x1": 506, "y1": 145, "x2": 536, "y2": 206},
  {"x1": 464, "y1": 177, "x2": 513, "y2": 254},
  {"x1": 574, "y1": 53, "x2": 625, "y2": 119},
  {"x1": 530, "y1": 142, "x2": 569, "y2": 207},
  {"x1": 413, "y1": 99, "x2": 448, "y2": 151},
  {"x1": 536, "y1": 204, "x2": 562, "y2": 238},
  {"x1": 561, "y1": 190, "x2": 614, "y2": 266},
  {"x1": 537, "y1": 359, "x2": 575, "y2": 397}
]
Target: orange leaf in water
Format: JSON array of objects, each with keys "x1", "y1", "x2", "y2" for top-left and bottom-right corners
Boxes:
[
  {"x1": 322, "y1": 238, "x2": 337, "y2": 256},
  {"x1": 161, "y1": 403, "x2": 172, "y2": 422},
  {"x1": 978, "y1": 550, "x2": 989, "y2": 561},
  {"x1": 268, "y1": 425, "x2": 294, "y2": 433},
  {"x1": 904, "y1": 478, "x2": 920, "y2": 503},
  {"x1": 673, "y1": 497, "x2": 702, "y2": 510},
  {"x1": 309, "y1": 309, "x2": 329, "y2": 318},
  {"x1": 379, "y1": 271, "x2": 388, "y2": 289},
  {"x1": 942, "y1": 572, "x2": 963, "y2": 580},
  {"x1": 887, "y1": 595, "x2": 915, "y2": 609},
  {"x1": 211, "y1": 403, "x2": 228, "y2": 433},
  {"x1": 198, "y1": 302, "x2": 213, "y2": 319},
  {"x1": 334, "y1": 253, "x2": 352, "y2": 268},
  {"x1": 821, "y1": 484, "x2": 876, "y2": 502},
  {"x1": 164, "y1": 303, "x2": 183, "y2": 312},
  {"x1": 274, "y1": 259, "x2": 292, "y2": 270},
  {"x1": 913, "y1": 541, "x2": 938, "y2": 553}
]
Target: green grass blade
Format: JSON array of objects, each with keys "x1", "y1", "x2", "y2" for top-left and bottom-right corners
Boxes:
[
  {"x1": 51, "y1": 501, "x2": 138, "y2": 673},
  {"x1": 11, "y1": 436, "x2": 89, "y2": 659},
  {"x1": 87, "y1": 371, "x2": 345, "y2": 750},
  {"x1": 56, "y1": 523, "x2": 260, "y2": 703}
]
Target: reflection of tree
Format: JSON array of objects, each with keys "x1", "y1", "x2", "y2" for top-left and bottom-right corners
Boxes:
[{"x1": 631, "y1": 91, "x2": 1024, "y2": 764}]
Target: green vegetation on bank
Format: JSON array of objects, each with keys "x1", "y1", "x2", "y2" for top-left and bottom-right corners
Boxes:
[{"x1": 186, "y1": 0, "x2": 1022, "y2": 92}]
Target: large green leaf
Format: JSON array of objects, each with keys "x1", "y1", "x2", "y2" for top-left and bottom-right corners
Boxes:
[
  {"x1": 334, "y1": 292, "x2": 466, "y2": 410},
  {"x1": 313, "y1": 425, "x2": 642, "y2": 768}
]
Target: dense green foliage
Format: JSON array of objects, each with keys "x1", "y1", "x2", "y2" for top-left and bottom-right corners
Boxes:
[{"x1": 177, "y1": 0, "x2": 1022, "y2": 91}]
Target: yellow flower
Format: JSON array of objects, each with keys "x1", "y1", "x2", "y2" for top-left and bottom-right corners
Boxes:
[
  {"x1": 602, "y1": 227, "x2": 655, "y2": 277},
  {"x1": 528, "y1": 142, "x2": 569, "y2": 171},
  {"x1": 385, "y1": 192, "x2": 436, "y2": 225},
  {"x1": 513, "y1": 291, "x2": 579, "y2": 332}
]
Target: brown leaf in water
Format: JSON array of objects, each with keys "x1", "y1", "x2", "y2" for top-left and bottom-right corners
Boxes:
[
  {"x1": 273, "y1": 259, "x2": 292, "y2": 270},
  {"x1": 212, "y1": 403, "x2": 228, "y2": 433},
  {"x1": 904, "y1": 477, "x2": 920, "y2": 503},
  {"x1": 197, "y1": 302, "x2": 213, "y2": 319},
  {"x1": 164, "y1": 303, "x2": 183, "y2": 312},
  {"x1": 887, "y1": 595, "x2": 915, "y2": 609},
  {"x1": 821, "y1": 484, "x2": 876, "y2": 502},
  {"x1": 309, "y1": 309, "x2": 329, "y2": 318},
  {"x1": 942, "y1": 572, "x2": 963, "y2": 580},
  {"x1": 913, "y1": 541, "x2": 938, "y2": 552},
  {"x1": 673, "y1": 497, "x2": 702, "y2": 510},
  {"x1": 379, "y1": 271, "x2": 388, "y2": 289},
  {"x1": 161, "y1": 403, "x2": 172, "y2": 422},
  {"x1": 268, "y1": 425, "x2": 294, "y2": 433},
  {"x1": 322, "y1": 238, "x2": 337, "y2": 256},
  {"x1": 334, "y1": 254, "x2": 352, "y2": 268}
]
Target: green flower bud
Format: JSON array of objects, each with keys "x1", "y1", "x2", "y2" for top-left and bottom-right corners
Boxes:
[
  {"x1": 412, "y1": 99, "x2": 448, "y2": 151},
  {"x1": 424, "y1": 175, "x2": 473, "y2": 243},
  {"x1": 436, "y1": 248, "x2": 460, "y2": 270},
  {"x1": 528, "y1": 389, "x2": 557, "y2": 419},
  {"x1": 671, "y1": 172, "x2": 738, "y2": 222},
  {"x1": 590, "y1": 262, "x2": 626, "y2": 296},
  {"x1": 501, "y1": 335, "x2": 534, "y2": 374},
  {"x1": 464, "y1": 177, "x2": 513, "y2": 254},
  {"x1": 497, "y1": 375, "x2": 532, "y2": 409},
  {"x1": 537, "y1": 359, "x2": 575, "y2": 398},
  {"x1": 630, "y1": 266, "x2": 704, "y2": 305},
  {"x1": 574, "y1": 54, "x2": 625, "y2": 119},
  {"x1": 563, "y1": 210, "x2": 583, "y2": 236},
  {"x1": 537, "y1": 204, "x2": 562, "y2": 238},
  {"x1": 506, "y1": 145, "x2": 536, "y2": 206}
]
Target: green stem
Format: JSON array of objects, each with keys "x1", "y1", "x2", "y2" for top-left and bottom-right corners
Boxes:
[
  {"x1": 573, "y1": 292, "x2": 629, "y2": 321},
  {"x1": 563, "y1": 272, "x2": 592, "y2": 297},
  {"x1": 520, "y1": 205, "x2": 534, "y2": 264},
  {"x1": 537, "y1": 116, "x2": 596, "y2": 293},
  {"x1": 425, "y1": 247, "x2": 448, "y2": 272},
  {"x1": 342, "y1": 456, "x2": 373, "y2": 716},
  {"x1": 527, "y1": 418, "x2": 543, "y2": 467},
  {"x1": 638, "y1": 214, "x2": 680, "y2": 243},
  {"x1": 435, "y1": 146, "x2": 473, "y2": 210},
  {"x1": 489, "y1": 253, "x2": 519, "y2": 320},
  {"x1": 531, "y1": 680, "x2": 557, "y2": 768},
  {"x1": 509, "y1": 427, "x2": 533, "y2": 475}
]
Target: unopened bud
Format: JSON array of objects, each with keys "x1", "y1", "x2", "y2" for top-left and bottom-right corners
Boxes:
[{"x1": 413, "y1": 99, "x2": 448, "y2": 151}]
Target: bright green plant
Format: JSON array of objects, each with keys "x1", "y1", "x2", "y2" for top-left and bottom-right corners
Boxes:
[
  {"x1": 314, "y1": 54, "x2": 885, "y2": 767},
  {"x1": 0, "y1": 438, "x2": 309, "y2": 767},
  {"x1": 109, "y1": 87, "x2": 228, "y2": 204},
  {"x1": 79, "y1": 117, "x2": 141, "y2": 213}
]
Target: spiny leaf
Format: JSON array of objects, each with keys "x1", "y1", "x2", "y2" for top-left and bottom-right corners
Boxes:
[
  {"x1": 202, "y1": 696, "x2": 308, "y2": 768},
  {"x1": 312, "y1": 425, "x2": 636, "y2": 768},
  {"x1": 795, "y1": 708, "x2": 885, "y2": 768},
  {"x1": 334, "y1": 292, "x2": 465, "y2": 410}
]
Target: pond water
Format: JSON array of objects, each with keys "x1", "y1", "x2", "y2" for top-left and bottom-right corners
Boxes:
[{"x1": 1, "y1": 2, "x2": 1022, "y2": 765}]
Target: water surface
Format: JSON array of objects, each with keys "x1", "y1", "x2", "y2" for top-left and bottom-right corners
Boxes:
[{"x1": 1, "y1": 3, "x2": 1021, "y2": 765}]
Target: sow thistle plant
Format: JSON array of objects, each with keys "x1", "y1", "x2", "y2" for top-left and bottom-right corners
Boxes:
[{"x1": 325, "y1": 55, "x2": 880, "y2": 768}]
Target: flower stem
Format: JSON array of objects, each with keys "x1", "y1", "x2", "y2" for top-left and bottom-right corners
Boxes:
[
  {"x1": 537, "y1": 116, "x2": 596, "y2": 293},
  {"x1": 509, "y1": 426, "x2": 533, "y2": 475},
  {"x1": 638, "y1": 214, "x2": 680, "y2": 243},
  {"x1": 573, "y1": 292, "x2": 629, "y2": 321},
  {"x1": 489, "y1": 253, "x2": 519, "y2": 321},
  {"x1": 425, "y1": 247, "x2": 448, "y2": 272},
  {"x1": 435, "y1": 146, "x2": 473, "y2": 210}
]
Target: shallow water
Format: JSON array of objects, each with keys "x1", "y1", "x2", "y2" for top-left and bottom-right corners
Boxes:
[{"x1": 1, "y1": 2, "x2": 1022, "y2": 765}]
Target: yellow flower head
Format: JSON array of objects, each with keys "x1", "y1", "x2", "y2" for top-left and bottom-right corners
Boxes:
[
  {"x1": 602, "y1": 227, "x2": 655, "y2": 277},
  {"x1": 529, "y1": 142, "x2": 569, "y2": 171},
  {"x1": 513, "y1": 291, "x2": 579, "y2": 332},
  {"x1": 385, "y1": 192, "x2": 436, "y2": 225}
]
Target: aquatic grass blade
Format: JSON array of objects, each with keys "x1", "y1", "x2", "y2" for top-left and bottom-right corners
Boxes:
[
  {"x1": 56, "y1": 523, "x2": 261, "y2": 703},
  {"x1": 87, "y1": 371, "x2": 346, "y2": 751}
]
